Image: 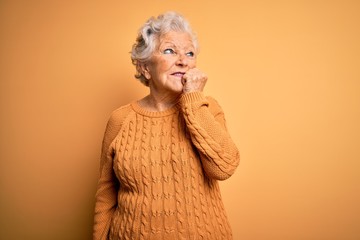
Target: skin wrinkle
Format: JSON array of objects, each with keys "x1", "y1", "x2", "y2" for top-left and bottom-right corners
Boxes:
[{"x1": 138, "y1": 31, "x2": 207, "y2": 113}]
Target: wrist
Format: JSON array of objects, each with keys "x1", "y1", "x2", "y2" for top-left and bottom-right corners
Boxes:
[{"x1": 180, "y1": 91, "x2": 207, "y2": 105}]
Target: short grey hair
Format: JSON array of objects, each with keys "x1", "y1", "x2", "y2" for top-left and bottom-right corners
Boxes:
[{"x1": 131, "y1": 11, "x2": 199, "y2": 86}]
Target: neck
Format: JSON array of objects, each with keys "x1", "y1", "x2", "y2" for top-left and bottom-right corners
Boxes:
[{"x1": 140, "y1": 88, "x2": 181, "y2": 112}]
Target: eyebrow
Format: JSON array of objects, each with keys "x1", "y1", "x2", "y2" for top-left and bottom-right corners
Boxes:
[
  {"x1": 159, "y1": 41, "x2": 194, "y2": 50},
  {"x1": 160, "y1": 42, "x2": 176, "y2": 47}
]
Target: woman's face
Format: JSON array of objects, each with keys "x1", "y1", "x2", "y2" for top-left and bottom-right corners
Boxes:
[{"x1": 144, "y1": 31, "x2": 197, "y2": 94}]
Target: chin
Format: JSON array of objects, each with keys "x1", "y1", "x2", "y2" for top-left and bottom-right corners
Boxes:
[
  {"x1": 168, "y1": 88, "x2": 182, "y2": 94},
  {"x1": 175, "y1": 85, "x2": 184, "y2": 93},
  {"x1": 168, "y1": 83, "x2": 183, "y2": 93}
]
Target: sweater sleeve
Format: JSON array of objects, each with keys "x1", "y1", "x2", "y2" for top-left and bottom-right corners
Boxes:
[
  {"x1": 93, "y1": 106, "x2": 129, "y2": 240},
  {"x1": 179, "y1": 92, "x2": 240, "y2": 180}
]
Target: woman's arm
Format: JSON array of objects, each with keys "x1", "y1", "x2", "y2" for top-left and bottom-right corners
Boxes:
[
  {"x1": 93, "y1": 106, "x2": 129, "y2": 239},
  {"x1": 180, "y1": 92, "x2": 240, "y2": 180}
]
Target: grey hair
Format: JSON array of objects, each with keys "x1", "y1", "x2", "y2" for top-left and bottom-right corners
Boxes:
[{"x1": 131, "y1": 11, "x2": 199, "y2": 86}]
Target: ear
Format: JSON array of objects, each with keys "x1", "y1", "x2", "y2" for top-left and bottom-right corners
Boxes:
[{"x1": 138, "y1": 62, "x2": 151, "y2": 80}]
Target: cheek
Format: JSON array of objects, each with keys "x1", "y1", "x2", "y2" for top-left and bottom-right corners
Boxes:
[
  {"x1": 151, "y1": 56, "x2": 176, "y2": 76},
  {"x1": 160, "y1": 59, "x2": 174, "y2": 70},
  {"x1": 190, "y1": 59, "x2": 197, "y2": 68}
]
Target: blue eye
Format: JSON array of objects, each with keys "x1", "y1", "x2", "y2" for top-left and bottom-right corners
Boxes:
[
  {"x1": 186, "y1": 51, "x2": 194, "y2": 57},
  {"x1": 163, "y1": 48, "x2": 175, "y2": 54}
]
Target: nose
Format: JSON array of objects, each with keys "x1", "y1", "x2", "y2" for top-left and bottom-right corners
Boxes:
[{"x1": 176, "y1": 53, "x2": 188, "y2": 67}]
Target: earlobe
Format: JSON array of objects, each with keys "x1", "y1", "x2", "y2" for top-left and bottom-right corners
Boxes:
[
  {"x1": 144, "y1": 71, "x2": 151, "y2": 80},
  {"x1": 139, "y1": 63, "x2": 151, "y2": 80}
]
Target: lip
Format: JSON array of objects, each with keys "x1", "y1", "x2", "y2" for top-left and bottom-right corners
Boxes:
[{"x1": 171, "y1": 72, "x2": 185, "y2": 78}]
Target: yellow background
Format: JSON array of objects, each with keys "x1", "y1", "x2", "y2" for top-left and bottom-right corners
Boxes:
[{"x1": 1, "y1": 0, "x2": 359, "y2": 239}]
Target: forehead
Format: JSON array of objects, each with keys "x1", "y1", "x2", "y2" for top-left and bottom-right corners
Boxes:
[{"x1": 158, "y1": 31, "x2": 194, "y2": 48}]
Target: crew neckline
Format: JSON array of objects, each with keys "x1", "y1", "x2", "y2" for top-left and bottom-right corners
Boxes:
[{"x1": 130, "y1": 100, "x2": 180, "y2": 117}]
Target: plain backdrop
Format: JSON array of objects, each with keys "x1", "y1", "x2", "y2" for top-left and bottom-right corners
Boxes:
[{"x1": 1, "y1": 0, "x2": 359, "y2": 239}]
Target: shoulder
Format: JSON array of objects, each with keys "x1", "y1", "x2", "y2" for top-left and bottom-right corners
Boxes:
[
  {"x1": 104, "y1": 104, "x2": 133, "y2": 137},
  {"x1": 108, "y1": 104, "x2": 133, "y2": 124}
]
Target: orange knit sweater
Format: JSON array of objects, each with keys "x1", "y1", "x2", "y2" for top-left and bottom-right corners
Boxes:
[{"x1": 93, "y1": 92, "x2": 240, "y2": 240}]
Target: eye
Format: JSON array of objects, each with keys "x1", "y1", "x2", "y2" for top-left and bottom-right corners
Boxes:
[
  {"x1": 186, "y1": 51, "x2": 195, "y2": 57},
  {"x1": 163, "y1": 48, "x2": 175, "y2": 54}
]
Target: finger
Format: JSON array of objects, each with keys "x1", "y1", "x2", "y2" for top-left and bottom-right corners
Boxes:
[{"x1": 181, "y1": 76, "x2": 187, "y2": 85}]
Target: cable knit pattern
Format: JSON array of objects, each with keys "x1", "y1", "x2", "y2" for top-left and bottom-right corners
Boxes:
[{"x1": 93, "y1": 92, "x2": 240, "y2": 240}]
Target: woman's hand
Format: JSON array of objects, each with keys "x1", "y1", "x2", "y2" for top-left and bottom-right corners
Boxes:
[{"x1": 182, "y1": 68, "x2": 208, "y2": 93}]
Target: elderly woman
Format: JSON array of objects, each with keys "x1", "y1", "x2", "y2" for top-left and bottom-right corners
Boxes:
[{"x1": 93, "y1": 12, "x2": 240, "y2": 240}]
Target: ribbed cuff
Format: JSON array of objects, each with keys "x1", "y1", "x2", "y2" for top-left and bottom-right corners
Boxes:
[{"x1": 179, "y1": 91, "x2": 207, "y2": 105}]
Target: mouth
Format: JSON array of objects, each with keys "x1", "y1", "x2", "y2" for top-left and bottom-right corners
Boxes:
[{"x1": 171, "y1": 72, "x2": 185, "y2": 78}]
